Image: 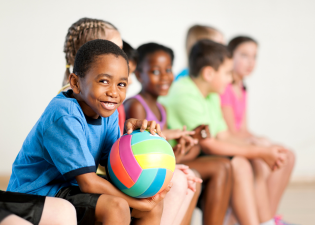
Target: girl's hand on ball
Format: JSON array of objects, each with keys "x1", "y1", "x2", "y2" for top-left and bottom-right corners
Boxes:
[{"x1": 124, "y1": 118, "x2": 166, "y2": 139}]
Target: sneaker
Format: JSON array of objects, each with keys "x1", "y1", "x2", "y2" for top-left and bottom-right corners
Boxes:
[{"x1": 274, "y1": 215, "x2": 298, "y2": 225}]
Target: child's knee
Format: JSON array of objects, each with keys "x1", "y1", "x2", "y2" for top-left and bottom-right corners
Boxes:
[
  {"x1": 58, "y1": 199, "x2": 76, "y2": 219},
  {"x1": 172, "y1": 168, "x2": 188, "y2": 195},
  {"x1": 231, "y1": 156, "x2": 253, "y2": 177},
  {"x1": 44, "y1": 198, "x2": 76, "y2": 225},
  {"x1": 216, "y1": 157, "x2": 233, "y2": 178},
  {"x1": 107, "y1": 196, "x2": 130, "y2": 214},
  {"x1": 251, "y1": 159, "x2": 271, "y2": 181}
]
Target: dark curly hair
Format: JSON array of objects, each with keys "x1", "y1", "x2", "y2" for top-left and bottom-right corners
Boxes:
[
  {"x1": 136, "y1": 42, "x2": 174, "y2": 72},
  {"x1": 123, "y1": 40, "x2": 138, "y2": 64},
  {"x1": 73, "y1": 39, "x2": 129, "y2": 78}
]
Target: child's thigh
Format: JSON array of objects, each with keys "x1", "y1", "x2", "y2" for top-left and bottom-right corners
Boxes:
[
  {"x1": 0, "y1": 213, "x2": 32, "y2": 225},
  {"x1": 39, "y1": 197, "x2": 76, "y2": 225},
  {"x1": 184, "y1": 156, "x2": 232, "y2": 180}
]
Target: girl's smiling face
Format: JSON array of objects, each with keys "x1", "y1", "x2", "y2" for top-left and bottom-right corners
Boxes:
[
  {"x1": 233, "y1": 41, "x2": 258, "y2": 78},
  {"x1": 72, "y1": 54, "x2": 129, "y2": 119},
  {"x1": 137, "y1": 50, "x2": 174, "y2": 97}
]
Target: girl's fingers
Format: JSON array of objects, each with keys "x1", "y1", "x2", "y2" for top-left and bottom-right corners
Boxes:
[
  {"x1": 186, "y1": 175, "x2": 203, "y2": 183},
  {"x1": 147, "y1": 120, "x2": 157, "y2": 135},
  {"x1": 156, "y1": 124, "x2": 166, "y2": 139},
  {"x1": 176, "y1": 164, "x2": 189, "y2": 170},
  {"x1": 140, "y1": 119, "x2": 148, "y2": 132}
]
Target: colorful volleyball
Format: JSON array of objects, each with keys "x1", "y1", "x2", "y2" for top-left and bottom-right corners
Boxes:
[{"x1": 107, "y1": 129, "x2": 175, "y2": 198}]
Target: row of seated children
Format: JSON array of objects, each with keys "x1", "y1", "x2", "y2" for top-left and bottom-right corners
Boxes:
[
  {"x1": 0, "y1": 17, "x2": 295, "y2": 225},
  {"x1": 122, "y1": 25, "x2": 295, "y2": 225}
]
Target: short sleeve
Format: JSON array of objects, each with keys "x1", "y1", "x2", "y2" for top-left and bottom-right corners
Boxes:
[
  {"x1": 99, "y1": 114, "x2": 121, "y2": 167},
  {"x1": 43, "y1": 115, "x2": 96, "y2": 180},
  {"x1": 168, "y1": 92, "x2": 206, "y2": 131},
  {"x1": 220, "y1": 85, "x2": 232, "y2": 107}
]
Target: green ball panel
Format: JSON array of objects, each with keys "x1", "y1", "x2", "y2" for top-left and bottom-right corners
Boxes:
[
  {"x1": 131, "y1": 139, "x2": 175, "y2": 157},
  {"x1": 121, "y1": 168, "x2": 158, "y2": 197}
]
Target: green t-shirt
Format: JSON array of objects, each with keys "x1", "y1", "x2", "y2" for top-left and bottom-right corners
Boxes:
[{"x1": 159, "y1": 76, "x2": 227, "y2": 137}]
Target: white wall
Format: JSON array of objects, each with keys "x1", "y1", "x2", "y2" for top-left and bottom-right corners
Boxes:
[{"x1": 1, "y1": 0, "x2": 315, "y2": 180}]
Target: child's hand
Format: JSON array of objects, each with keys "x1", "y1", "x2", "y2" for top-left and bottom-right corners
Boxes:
[
  {"x1": 163, "y1": 126, "x2": 195, "y2": 141},
  {"x1": 262, "y1": 146, "x2": 287, "y2": 171},
  {"x1": 124, "y1": 118, "x2": 165, "y2": 139},
  {"x1": 173, "y1": 135, "x2": 198, "y2": 163},
  {"x1": 192, "y1": 125, "x2": 211, "y2": 141},
  {"x1": 176, "y1": 165, "x2": 203, "y2": 193},
  {"x1": 136, "y1": 182, "x2": 172, "y2": 211}
]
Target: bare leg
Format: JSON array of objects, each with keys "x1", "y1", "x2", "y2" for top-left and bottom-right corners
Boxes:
[
  {"x1": 160, "y1": 168, "x2": 190, "y2": 225},
  {"x1": 267, "y1": 150, "x2": 295, "y2": 215},
  {"x1": 185, "y1": 156, "x2": 232, "y2": 225},
  {"x1": 1, "y1": 214, "x2": 32, "y2": 225},
  {"x1": 39, "y1": 197, "x2": 77, "y2": 225},
  {"x1": 131, "y1": 201, "x2": 164, "y2": 225},
  {"x1": 231, "y1": 156, "x2": 259, "y2": 225},
  {"x1": 179, "y1": 170, "x2": 202, "y2": 225},
  {"x1": 95, "y1": 194, "x2": 130, "y2": 225},
  {"x1": 251, "y1": 159, "x2": 273, "y2": 223}
]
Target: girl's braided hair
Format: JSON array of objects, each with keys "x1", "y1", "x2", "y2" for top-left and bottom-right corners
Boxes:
[{"x1": 63, "y1": 18, "x2": 118, "y2": 86}]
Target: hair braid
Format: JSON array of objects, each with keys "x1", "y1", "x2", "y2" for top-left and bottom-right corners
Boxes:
[{"x1": 62, "y1": 18, "x2": 117, "y2": 86}]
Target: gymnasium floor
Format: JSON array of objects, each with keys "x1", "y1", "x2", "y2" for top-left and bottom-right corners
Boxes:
[{"x1": 0, "y1": 176, "x2": 314, "y2": 225}]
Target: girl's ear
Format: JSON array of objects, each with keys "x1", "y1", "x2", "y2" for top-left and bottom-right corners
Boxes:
[
  {"x1": 134, "y1": 70, "x2": 142, "y2": 83},
  {"x1": 69, "y1": 73, "x2": 81, "y2": 94},
  {"x1": 201, "y1": 66, "x2": 215, "y2": 82}
]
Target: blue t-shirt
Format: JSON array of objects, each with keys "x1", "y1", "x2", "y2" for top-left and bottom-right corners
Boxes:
[
  {"x1": 7, "y1": 90, "x2": 120, "y2": 197},
  {"x1": 175, "y1": 68, "x2": 189, "y2": 81}
]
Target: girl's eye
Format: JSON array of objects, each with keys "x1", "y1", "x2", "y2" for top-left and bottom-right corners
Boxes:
[
  {"x1": 152, "y1": 70, "x2": 160, "y2": 75},
  {"x1": 118, "y1": 83, "x2": 127, "y2": 87},
  {"x1": 166, "y1": 68, "x2": 172, "y2": 73}
]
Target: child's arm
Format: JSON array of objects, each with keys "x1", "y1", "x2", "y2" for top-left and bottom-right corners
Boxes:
[
  {"x1": 199, "y1": 134, "x2": 286, "y2": 170},
  {"x1": 76, "y1": 172, "x2": 170, "y2": 212}
]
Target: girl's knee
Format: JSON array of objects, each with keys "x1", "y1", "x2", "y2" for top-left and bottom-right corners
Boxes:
[
  {"x1": 172, "y1": 168, "x2": 188, "y2": 195},
  {"x1": 231, "y1": 156, "x2": 253, "y2": 177},
  {"x1": 216, "y1": 157, "x2": 233, "y2": 177},
  {"x1": 251, "y1": 159, "x2": 271, "y2": 180}
]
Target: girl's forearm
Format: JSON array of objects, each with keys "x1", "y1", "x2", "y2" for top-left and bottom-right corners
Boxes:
[{"x1": 199, "y1": 138, "x2": 265, "y2": 159}]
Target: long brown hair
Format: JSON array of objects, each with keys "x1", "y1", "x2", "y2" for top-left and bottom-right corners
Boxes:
[
  {"x1": 228, "y1": 36, "x2": 258, "y2": 90},
  {"x1": 62, "y1": 18, "x2": 118, "y2": 86}
]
